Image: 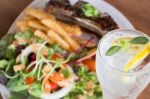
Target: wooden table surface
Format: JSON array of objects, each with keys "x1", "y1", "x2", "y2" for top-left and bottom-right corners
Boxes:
[{"x1": 0, "y1": 0, "x2": 150, "y2": 99}]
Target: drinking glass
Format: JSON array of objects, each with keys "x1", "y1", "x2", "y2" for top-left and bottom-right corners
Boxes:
[{"x1": 96, "y1": 29, "x2": 150, "y2": 99}]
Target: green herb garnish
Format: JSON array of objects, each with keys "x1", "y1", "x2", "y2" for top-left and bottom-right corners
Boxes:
[
  {"x1": 81, "y1": 4, "x2": 100, "y2": 17},
  {"x1": 105, "y1": 46, "x2": 121, "y2": 56},
  {"x1": 105, "y1": 36, "x2": 149, "y2": 56},
  {"x1": 130, "y1": 36, "x2": 149, "y2": 44}
]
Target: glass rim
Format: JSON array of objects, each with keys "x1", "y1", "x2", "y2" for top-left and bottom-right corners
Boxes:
[{"x1": 97, "y1": 29, "x2": 150, "y2": 75}]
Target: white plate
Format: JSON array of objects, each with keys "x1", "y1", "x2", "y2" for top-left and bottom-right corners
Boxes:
[
  {"x1": 4, "y1": 0, "x2": 134, "y2": 99},
  {"x1": 8, "y1": 0, "x2": 134, "y2": 33}
]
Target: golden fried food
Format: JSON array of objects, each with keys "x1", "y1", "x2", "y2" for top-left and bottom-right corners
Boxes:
[
  {"x1": 41, "y1": 19, "x2": 80, "y2": 51},
  {"x1": 28, "y1": 20, "x2": 48, "y2": 32},
  {"x1": 34, "y1": 30, "x2": 53, "y2": 44},
  {"x1": 58, "y1": 21, "x2": 82, "y2": 37},
  {"x1": 47, "y1": 30, "x2": 70, "y2": 50},
  {"x1": 25, "y1": 8, "x2": 54, "y2": 20},
  {"x1": 16, "y1": 21, "x2": 30, "y2": 32},
  {"x1": 22, "y1": 15, "x2": 36, "y2": 21},
  {"x1": 17, "y1": 8, "x2": 82, "y2": 52}
]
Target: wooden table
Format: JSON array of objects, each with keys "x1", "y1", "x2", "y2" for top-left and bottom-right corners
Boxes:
[{"x1": 0, "y1": 0, "x2": 149, "y2": 99}]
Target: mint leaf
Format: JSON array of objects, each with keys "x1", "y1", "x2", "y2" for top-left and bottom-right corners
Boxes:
[
  {"x1": 130, "y1": 36, "x2": 149, "y2": 44},
  {"x1": 105, "y1": 46, "x2": 121, "y2": 56}
]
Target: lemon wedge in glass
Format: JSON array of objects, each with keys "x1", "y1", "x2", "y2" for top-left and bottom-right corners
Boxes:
[{"x1": 124, "y1": 43, "x2": 150, "y2": 72}]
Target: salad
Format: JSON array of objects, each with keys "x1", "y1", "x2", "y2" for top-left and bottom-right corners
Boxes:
[
  {"x1": 0, "y1": 30, "x2": 102, "y2": 99},
  {"x1": 0, "y1": 0, "x2": 119, "y2": 98}
]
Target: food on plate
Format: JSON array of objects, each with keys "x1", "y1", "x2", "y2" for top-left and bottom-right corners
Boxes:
[
  {"x1": 0, "y1": 31, "x2": 74, "y2": 98},
  {"x1": 57, "y1": 21, "x2": 82, "y2": 37},
  {"x1": 47, "y1": 30, "x2": 70, "y2": 50},
  {"x1": 34, "y1": 30, "x2": 53, "y2": 44},
  {"x1": 46, "y1": 0, "x2": 118, "y2": 37},
  {"x1": 25, "y1": 8, "x2": 54, "y2": 20},
  {"x1": 28, "y1": 20, "x2": 49, "y2": 32},
  {"x1": 17, "y1": 8, "x2": 82, "y2": 51},
  {"x1": 22, "y1": 15, "x2": 35, "y2": 21},
  {"x1": 0, "y1": 31, "x2": 102, "y2": 98},
  {"x1": 16, "y1": 21, "x2": 29, "y2": 32},
  {"x1": 41, "y1": 18, "x2": 80, "y2": 51},
  {"x1": 0, "y1": 0, "x2": 119, "y2": 98}
]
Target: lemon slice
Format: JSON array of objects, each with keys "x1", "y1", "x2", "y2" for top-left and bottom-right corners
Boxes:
[{"x1": 124, "y1": 43, "x2": 150, "y2": 72}]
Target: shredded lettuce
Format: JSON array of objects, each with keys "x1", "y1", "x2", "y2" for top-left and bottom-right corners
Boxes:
[
  {"x1": 15, "y1": 31, "x2": 33, "y2": 40},
  {"x1": 7, "y1": 76, "x2": 28, "y2": 92},
  {"x1": 0, "y1": 34, "x2": 15, "y2": 59},
  {"x1": 6, "y1": 48, "x2": 16, "y2": 59},
  {"x1": 9, "y1": 90, "x2": 41, "y2": 99},
  {"x1": 28, "y1": 82, "x2": 43, "y2": 97},
  {"x1": 0, "y1": 30, "x2": 101, "y2": 99},
  {"x1": 6, "y1": 59, "x2": 15, "y2": 72}
]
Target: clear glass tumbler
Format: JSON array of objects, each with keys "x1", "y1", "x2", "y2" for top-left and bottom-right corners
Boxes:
[{"x1": 96, "y1": 29, "x2": 150, "y2": 99}]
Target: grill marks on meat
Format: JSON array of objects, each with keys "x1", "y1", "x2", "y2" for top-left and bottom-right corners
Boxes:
[
  {"x1": 46, "y1": 0, "x2": 118, "y2": 37},
  {"x1": 97, "y1": 13, "x2": 118, "y2": 31}
]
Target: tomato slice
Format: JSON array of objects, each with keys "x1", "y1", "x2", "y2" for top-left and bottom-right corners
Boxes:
[
  {"x1": 49, "y1": 73, "x2": 65, "y2": 83},
  {"x1": 52, "y1": 53, "x2": 62, "y2": 60},
  {"x1": 50, "y1": 82, "x2": 58, "y2": 90},
  {"x1": 82, "y1": 59, "x2": 96, "y2": 71},
  {"x1": 25, "y1": 77, "x2": 35, "y2": 85}
]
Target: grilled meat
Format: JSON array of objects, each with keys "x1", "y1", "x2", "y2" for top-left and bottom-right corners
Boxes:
[{"x1": 46, "y1": 0, "x2": 118, "y2": 37}]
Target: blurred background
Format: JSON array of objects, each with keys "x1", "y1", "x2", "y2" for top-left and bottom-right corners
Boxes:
[{"x1": 0, "y1": 0, "x2": 149, "y2": 99}]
